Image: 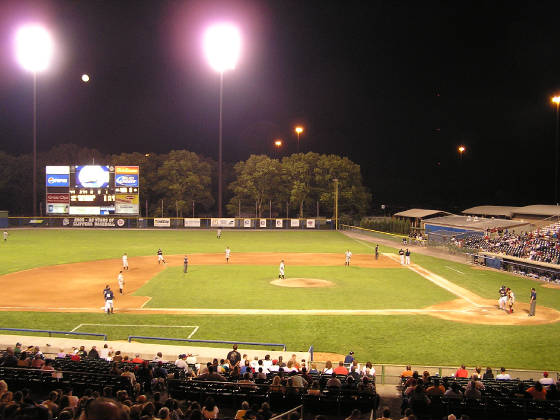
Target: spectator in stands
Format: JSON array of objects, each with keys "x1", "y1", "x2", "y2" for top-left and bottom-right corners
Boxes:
[
  {"x1": 290, "y1": 370, "x2": 308, "y2": 389},
  {"x1": 326, "y1": 372, "x2": 342, "y2": 389},
  {"x1": 323, "y1": 360, "x2": 333, "y2": 374},
  {"x1": 56, "y1": 348, "x2": 66, "y2": 358},
  {"x1": 269, "y1": 375, "x2": 284, "y2": 394},
  {"x1": 31, "y1": 353, "x2": 45, "y2": 368},
  {"x1": 197, "y1": 365, "x2": 226, "y2": 381},
  {"x1": 235, "y1": 401, "x2": 250, "y2": 420},
  {"x1": 308, "y1": 380, "x2": 321, "y2": 396},
  {"x1": 226, "y1": 344, "x2": 241, "y2": 369},
  {"x1": 527, "y1": 382, "x2": 547, "y2": 400},
  {"x1": 409, "y1": 384, "x2": 431, "y2": 417},
  {"x1": 63, "y1": 387, "x2": 79, "y2": 409},
  {"x1": 0, "y1": 347, "x2": 18, "y2": 367},
  {"x1": 131, "y1": 353, "x2": 144, "y2": 364},
  {"x1": 482, "y1": 367, "x2": 494, "y2": 379},
  {"x1": 158, "y1": 406, "x2": 172, "y2": 420},
  {"x1": 98, "y1": 344, "x2": 110, "y2": 360},
  {"x1": 136, "y1": 361, "x2": 153, "y2": 392},
  {"x1": 121, "y1": 366, "x2": 136, "y2": 386},
  {"x1": 444, "y1": 382, "x2": 463, "y2": 399},
  {"x1": 404, "y1": 372, "x2": 419, "y2": 388},
  {"x1": 546, "y1": 383, "x2": 560, "y2": 400},
  {"x1": 112, "y1": 350, "x2": 123, "y2": 362},
  {"x1": 344, "y1": 351, "x2": 355, "y2": 366},
  {"x1": 259, "y1": 402, "x2": 273, "y2": 420},
  {"x1": 87, "y1": 346, "x2": 100, "y2": 359},
  {"x1": 364, "y1": 361, "x2": 376, "y2": 377},
  {"x1": 308, "y1": 363, "x2": 319, "y2": 374},
  {"x1": 376, "y1": 406, "x2": 392, "y2": 420},
  {"x1": 358, "y1": 376, "x2": 375, "y2": 395},
  {"x1": 201, "y1": 397, "x2": 219, "y2": 419},
  {"x1": 539, "y1": 371, "x2": 555, "y2": 386},
  {"x1": 510, "y1": 382, "x2": 530, "y2": 399},
  {"x1": 422, "y1": 370, "x2": 431, "y2": 383},
  {"x1": 455, "y1": 364, "x2": 469, "y2": 378},
  {"x1": 496, "y1": 367, "x2": 511, "y2": 380},
  {"x1": 41, "y1": 390, "x2": 60, "y2": 417},
  {"x1": 174, "y1": 354, "x2": 189, "y2": 372},
  {"x1": 17, "y1": 351, "x2": 31, "y2": 367},
  {"x1": 278, "y1": 355, "x2": 286, "y2": 368},
  {"x1": 401, "y1": 365, "x2": 413, "y2": 378},
  {"x1": 426, "y1": 378, "x2": 445, "y2": 396},
  {"x1": 286, "y1": 360, "x2": 298, "y2": 372},
  {"x1": 333, "y1": 361, "x2": 349, "y2": 375},
  {"x1": 81, "y1": 397, "x2": 128, "y2": 420},
  {"x1": 464, "y1": 380, "x2": 481, "y2": 399},
  {"x1": 240, "y1": 359, "x2": 252, "y2": 375},
  {"x1": 349, "y1": 365, "x2": 361, "y2": 381},
  {"x1": 77, "y1": 346, "x2": 87, "y2": 358},
  {"x1": 0, "y1": 380, "x2": 7, "y2": 399}
]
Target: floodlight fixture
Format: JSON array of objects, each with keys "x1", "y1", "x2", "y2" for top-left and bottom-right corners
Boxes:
[
  {"x1": 15, "y1": 24, "x2": 53, "y2": 73},
  {"x1": 203, "y1": 23, "x2": 241, "y2": 73}
]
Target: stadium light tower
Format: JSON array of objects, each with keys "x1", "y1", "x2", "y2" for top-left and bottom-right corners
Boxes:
[
  {"x1": 553, "y1": 96, "x2": 560, "y2": 203},
  {"x1": 15, "y1": 24, "x2": 54, "y2": 216},
  {"x1": 295, "y1": 126, "x2": 303, "y2": 153},
  {"x1": 204, "y1": 23, "x2": 241, "y2": 217},
  {"x1": 458, "y1": 145, "x2": 466, "y2": 161}
]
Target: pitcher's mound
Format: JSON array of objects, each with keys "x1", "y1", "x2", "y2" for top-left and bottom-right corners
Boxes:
[{"x1": 271, "y1": 278, "x2": 335, "y2": 288}]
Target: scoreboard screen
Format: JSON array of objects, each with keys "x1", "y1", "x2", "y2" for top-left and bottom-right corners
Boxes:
[{"x1": 46, "y1": 165, "x2": 139, "y2": 215}]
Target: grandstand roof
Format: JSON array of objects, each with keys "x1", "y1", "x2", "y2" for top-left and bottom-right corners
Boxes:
[
  {"x1": 393, "y1": 209, "x2": 450, "y2": 218},
  {"x1": 424, "y1": 215, "x2": 529, "y2": 232},
  {"x1": 513, "y1": 204, "x2": 560, "y2": 217},
  {"x1": 462, "y1": 205, "x2": 520, "y2": 218}
]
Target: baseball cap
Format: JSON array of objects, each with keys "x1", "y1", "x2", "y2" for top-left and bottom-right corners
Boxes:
[
  {"x1": 349, "y1": 351, "x2": 354, "y2": 354},
  {"x1": 544, "y1": 371, "x2": 549, "y2": 377}
]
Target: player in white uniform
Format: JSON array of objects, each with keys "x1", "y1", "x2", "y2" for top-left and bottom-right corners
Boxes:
[
  {"x1": 279, "y1": 260, "x2": 285, "y2": 279},
  {"x1": 498, "y1": 285, "x2": 507, "y2": 310},
  {"x1": 3, "y1": 231, "x2": 8, "y2": 242},
  {"x1": 122, "y1": 253, "x2": 129, "y2": 270},
  {"x1": 225, "y1": 247, "x2": 231, "y2": 263},
  {"x1": 217, "y1": 229, "x2": 222, "y2": 239},
  {"x1": 157, "y1": 248, "x2": 166, "y2": 264},
  {"x1": 118, "y1": 271, "x2": 125, "y2": 294},
  {"x1": 507, "y1": 288, "x2": 515, "y2": 313},
  {"x1": 345, "y1": 250, "x2": 352, "y2": 266},
  {"x1": 399, "y1": 249, "x2": 405, "y2": 265}
]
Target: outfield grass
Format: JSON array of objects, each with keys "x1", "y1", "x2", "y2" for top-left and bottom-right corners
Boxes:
[
  {"x1": 1, "y1": 229, "x2": 560, "y2": 370},
  {"x1": 134, "y1": 265, "x2": 455, "y2": 309}
]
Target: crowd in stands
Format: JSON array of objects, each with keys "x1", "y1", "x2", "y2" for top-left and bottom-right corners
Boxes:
[
  {"x1": 454, "y1": 223, "x2": 560, "y2": 267},
  {"x1": 0, "y1": 344, "x2": 381, "y2": 420}
]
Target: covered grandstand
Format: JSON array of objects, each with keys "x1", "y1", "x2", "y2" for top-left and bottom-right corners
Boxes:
[
  {"x1": 392, "y1": 208, "x2": 451, "y2": 229},
  {"x1": 462, "y1": 205, "x2": 520, "y2": 219}
]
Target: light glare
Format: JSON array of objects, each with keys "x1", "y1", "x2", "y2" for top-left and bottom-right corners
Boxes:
[
  {"x1": 295, "y1": 126, "x2": 303, "y2": 134},
  {"x1": 81, "y1": 74, "x2": 90, "y2": 82},
  {"x1": 15, "y1": 24, "x2": 53, "y2": 73},
  {"x1": 553, "y1": 96, "x2": 560, "y2": 104},
  {"x1": 204, "y1": 24, "x2": 241, "y2": 72}
]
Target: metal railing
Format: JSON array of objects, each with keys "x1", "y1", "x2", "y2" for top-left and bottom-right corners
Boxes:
[
  {"x1": 128, "y1": 336, "x2": 287, "y2": 351},
  {"x1": 0, "y1": 327, "x2": 107, "y2": 340}
]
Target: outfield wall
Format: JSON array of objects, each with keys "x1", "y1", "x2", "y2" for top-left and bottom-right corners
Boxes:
[{"x1": 7, "y1": 216, "x2": 335, "y2": 230}]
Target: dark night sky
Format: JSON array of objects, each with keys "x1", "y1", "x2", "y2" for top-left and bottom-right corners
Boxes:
[{"x1": 1, "y1": 0, "x2": 559, "y2": 212}]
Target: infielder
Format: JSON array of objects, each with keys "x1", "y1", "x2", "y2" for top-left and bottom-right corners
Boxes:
[
  {"x1": 405, "y1": 249, "x2": 411, "y2": 265},
  {"x1": 498, "y1": 285, "x2": 507, "y2": 310},
  {"x1": 399, "y1": 249, "x2": 405, "y2": 264},
  {"x1": 279, "y1": 260, "x2": 285, "y2": 279},
  {"x1": 183, "y1": 255, "x2": 188, "y2": 273},
  {"x1": 3, "y1": 231, "x2": 8, "y2": 242},
  {"x1": 375, "y1": 244, "x2": 379, "y2": 260},
  {"x1": 118, "y1": 271, "x2": 124, "y2": 294},
  {"x1": 122, "y1": 253, "x2": 129, "y2": 270},
  {"x1": 104, "y1": 285, "x2": 114, "y2": 315},
  {"x1": 217, "y1": 229, "x2": 222, "y2": 239},
  {"x1": 225, "y1": 246, "x2": 231, "y2": 263},
  {"x1": 345, "y1": 250, "x2": 352, "y2": 266},
  {"x1": 157, "y1": 248, "x2": 166, "y2": 264}
]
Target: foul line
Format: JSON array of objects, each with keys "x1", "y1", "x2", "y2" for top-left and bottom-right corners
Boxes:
[
  {"x1": 70, "y1": 323, "x2": 199, "y2": 338},
  {"x1": 445, "y1": 266, "x2": 465, "y2": 274},
  {"x1": 141, "y1": 297, "x2": 152, "y2": 308}
]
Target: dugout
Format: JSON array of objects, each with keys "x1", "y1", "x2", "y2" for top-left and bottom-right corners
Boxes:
[{"x1": 0, "y1": 211, "x2": 7, "y2": 228}]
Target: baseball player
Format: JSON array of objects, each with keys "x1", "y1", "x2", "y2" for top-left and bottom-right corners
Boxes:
[
  {"x1": 345, "y1": 250, "x2": 352, "y2": 266},
  {"x1": 399, "y1": 248, "x2": 405, "y2": 264},
  {"x1": 225, "y1": 246, "x2": 231, "y2": 263},
  {"x1": 118, "y1": 271, "x2": 124, "y2": 294},
  {"x1": 183, "y1": 255, "x2": 188, "y2": 273},
  {"x1": 279, "y1": 260, "x2": 285, "y2": 279},
  {"x1": 217, "y1": 229, "x2": 222, "y2": 239},
  {"x1": 507, "y1": 288, "x2": 515, "y2": 313},
  {"x1": 498, "y1": 285, "x2": 507, "y2": 310},
  {"x1": 157, "y1": 248, "x2": 166, "y2": 264},
  {"x1": 122, "y1": 253, "x2": 129, "y2": 270},
  {"x1": 3, "y1": 231, "x2": 8, "y2": 242},
  {"x1": 375, "y1": 244, "x2": 379, "y2": 260},
  {"x1": 405, "y1": 249, "x2": 411, "y2": 265},
  {"x1": 104, "y1": 285, "x2": 114, "y2": 315}
]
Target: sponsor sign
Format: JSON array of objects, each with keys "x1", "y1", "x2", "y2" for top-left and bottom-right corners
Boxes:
[
  {"x1": 116, "y1": 194, "x2": 139, "y2": 205},
  {"x1": 115, "y1": 174, "x2": 139, "y2": 187},
  {"x1": 28, "y1": 219, "x2": 44, "y2": 225},
  {"x1": 115, "y1": 203, "x2": 139, "y2": 214},
  {"x1": 154, "y1": 218, "x2": 171, "y2": 227},
  {"x1": 75, "y1": 165, "x2": 110, "y2": 188},
  {"x1": 62, "y1": 217, "x2": 125, "y2": 227},
  {"x1": 243, "y1": 219, "x2": 252, "y2": 228},
  {"x1": 46, "y1": 174, "x2": 70, "y2": 187},
  {"x1": 184, "y1": 218, "x2": 201, "y2": 227},
  {"x1": 69, "y1": 206, "x2": 101, "y2": 215},
  {"x1": 47, "y1": 203, "x2": 69, "y2": 214},
  {"x1": 259, "y1": 219, "x2": 267, "y2": 228},
  {"x1": 275, "y1": 219, "x2": 283, "y2": 228},
  {"x1": 47, "y1": 193, "x2": 70, "y2": 204},
  {"x1": 115, "y1": 166, "x2": 139, "y2": 175},
  {"x1": 46, "y1": 166, "x2": 70, "y2": 175},
  {"x1": 210, "y1": 218, "x2": 235, "y2": 227},
  {"x1": 290, "y1": 219, "x2": 300, "y2": 228},
  {"x1": 306, "y1": 219, "x2": 316, "y2": 228}
]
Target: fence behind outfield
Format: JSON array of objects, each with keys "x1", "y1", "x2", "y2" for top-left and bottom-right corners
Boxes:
[{"x1": 7, "y1": 216, "x2": 336, "y2": 230}]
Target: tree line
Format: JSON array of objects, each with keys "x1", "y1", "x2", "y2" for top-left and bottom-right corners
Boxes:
[{"x1": 0, "y1": 144, "x2": 371, "y2": 218}]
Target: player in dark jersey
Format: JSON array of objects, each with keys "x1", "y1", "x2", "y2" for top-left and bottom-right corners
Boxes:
[{"x1": 104, "y1": 286, "x2": 114, "y2": 314}]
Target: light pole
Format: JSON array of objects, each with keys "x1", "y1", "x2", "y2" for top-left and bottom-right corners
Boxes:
[
  {"x1": 295, "y1": 126, "x2": 303, "y2": 153},
  {"x1": 274, "y1": 139, "x2": 283, "y2": 158},
  {"x1": 333, "y1": 178, "x2": 339, "y2": 230},
  {"x1": 458, "y1": 145, "x2": 466, "y2": 161},
  {"x1": 15, "y1": 24, "x2": 53, "y2": 216},
  {"x1": 553, "y1": 96, "x2": 560, "y2": 203},
  {"x1": 204, "y1": 24, "x2": 241, "y2": 218}
]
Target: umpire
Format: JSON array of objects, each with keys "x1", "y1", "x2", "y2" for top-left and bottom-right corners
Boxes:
[{"x1": 529, "y1": 287, "x2": 536, "y2": 316}]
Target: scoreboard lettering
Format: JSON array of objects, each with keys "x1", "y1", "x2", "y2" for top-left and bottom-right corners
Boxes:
[{"x1": 46, "y1": 165, "x2": 140, "y2": 215}]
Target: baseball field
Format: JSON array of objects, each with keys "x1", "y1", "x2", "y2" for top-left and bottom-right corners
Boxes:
[{"x1": 1, "y1": 228, "x2": 559, "y2": 370}]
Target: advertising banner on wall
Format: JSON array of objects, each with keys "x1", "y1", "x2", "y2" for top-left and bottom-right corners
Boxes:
[
  {"x1": 115, "y1": 174, "x2": 139, "y2": 187},
  {"x1": 46, "y1": 174, "x2": 70, "y2": 187},
  {"x1": 290, "y1": 219, "x2": 300, "y2": 228},
  {"x1": 115, "y1": 166, "x2": 139, "y2": 174},
  {"x1": 306, "y1": 219, "x2": 316, "y2": 228},
  {"x1": 210, "y1": 218, "x2": 235, "y2": 227},
  {"x1": 275, "y1": 219, "x2": 283, "y2": 228},
  {"x1": 154, "y1": 218, "x2": 171, "y2": 227},
  {"x1": 69, "y1": 206, "x2": 101, "y2": 215},
  {"x1": 46, "y1": 166, "x2": 70, "y2": 174},
  {"x1": 47, "y1": 203, "x2": 69, "y2": 214},
  {"x1": 115, "y1": 194, "x2": 139, "y2": 214},
  {"x1": 47, "y1": 193, "x2": 70, "y2": 203},
  {"x1": 243, "y1": 219, "x2": 252, "y2": 228},
  {"x1": 62, "y1": 217, "x2": 127, "y2": 228},
  {"x1": 184, "y1": 218, "x2": 201, "y2": 227},
  {"x1": 259, "y1": 219, "x2": 267, "y2": 228}
]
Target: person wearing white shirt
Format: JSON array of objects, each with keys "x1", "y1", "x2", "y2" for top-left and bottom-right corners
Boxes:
[
  {"x1": 496, "y1": 367, "x2": 511, "y2": 380},
  {"x1": 539, "y1": 371, "x2": 555, "y2": 386}
]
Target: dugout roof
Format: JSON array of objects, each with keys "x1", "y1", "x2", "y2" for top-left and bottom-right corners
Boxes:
[
  {"x1": 424, "y1": 215, "x2": 529, "y2": 232},
  {"x1": 462, "y1": 205, "x2": 520, "y2": 218},
  {"x1": 393, "y1": 209, "x2": 451, "y2": 219}
]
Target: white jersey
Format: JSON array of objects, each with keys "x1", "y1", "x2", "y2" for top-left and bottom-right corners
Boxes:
[
  {"x1": 225, "y1": 248, "x2": 231, "y2": 259},
  {"x1": 279, "y1": 262, "x2": 285, "y2": 275},
  {"x1": 345, "y1": 251, "x2": 352, "y2": 261},
  {"x1": 122, "y1": 255, "x2": 128, "y2": 266},
  {"x1": 3, "y1": 231, "x2": 7, "y2": 240},
  {"x1": 118, "y1": 273, "x2": 124, "y2": 287}
]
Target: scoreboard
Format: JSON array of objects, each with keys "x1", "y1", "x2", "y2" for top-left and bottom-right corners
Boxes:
[{"x1": 45, "y1": 165, "x2": 139, "y2": 215}]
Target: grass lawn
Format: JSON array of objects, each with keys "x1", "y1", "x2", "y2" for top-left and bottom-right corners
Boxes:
[{"x1": 134, "y1": 265, "x2": 455, "y2": 309}]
